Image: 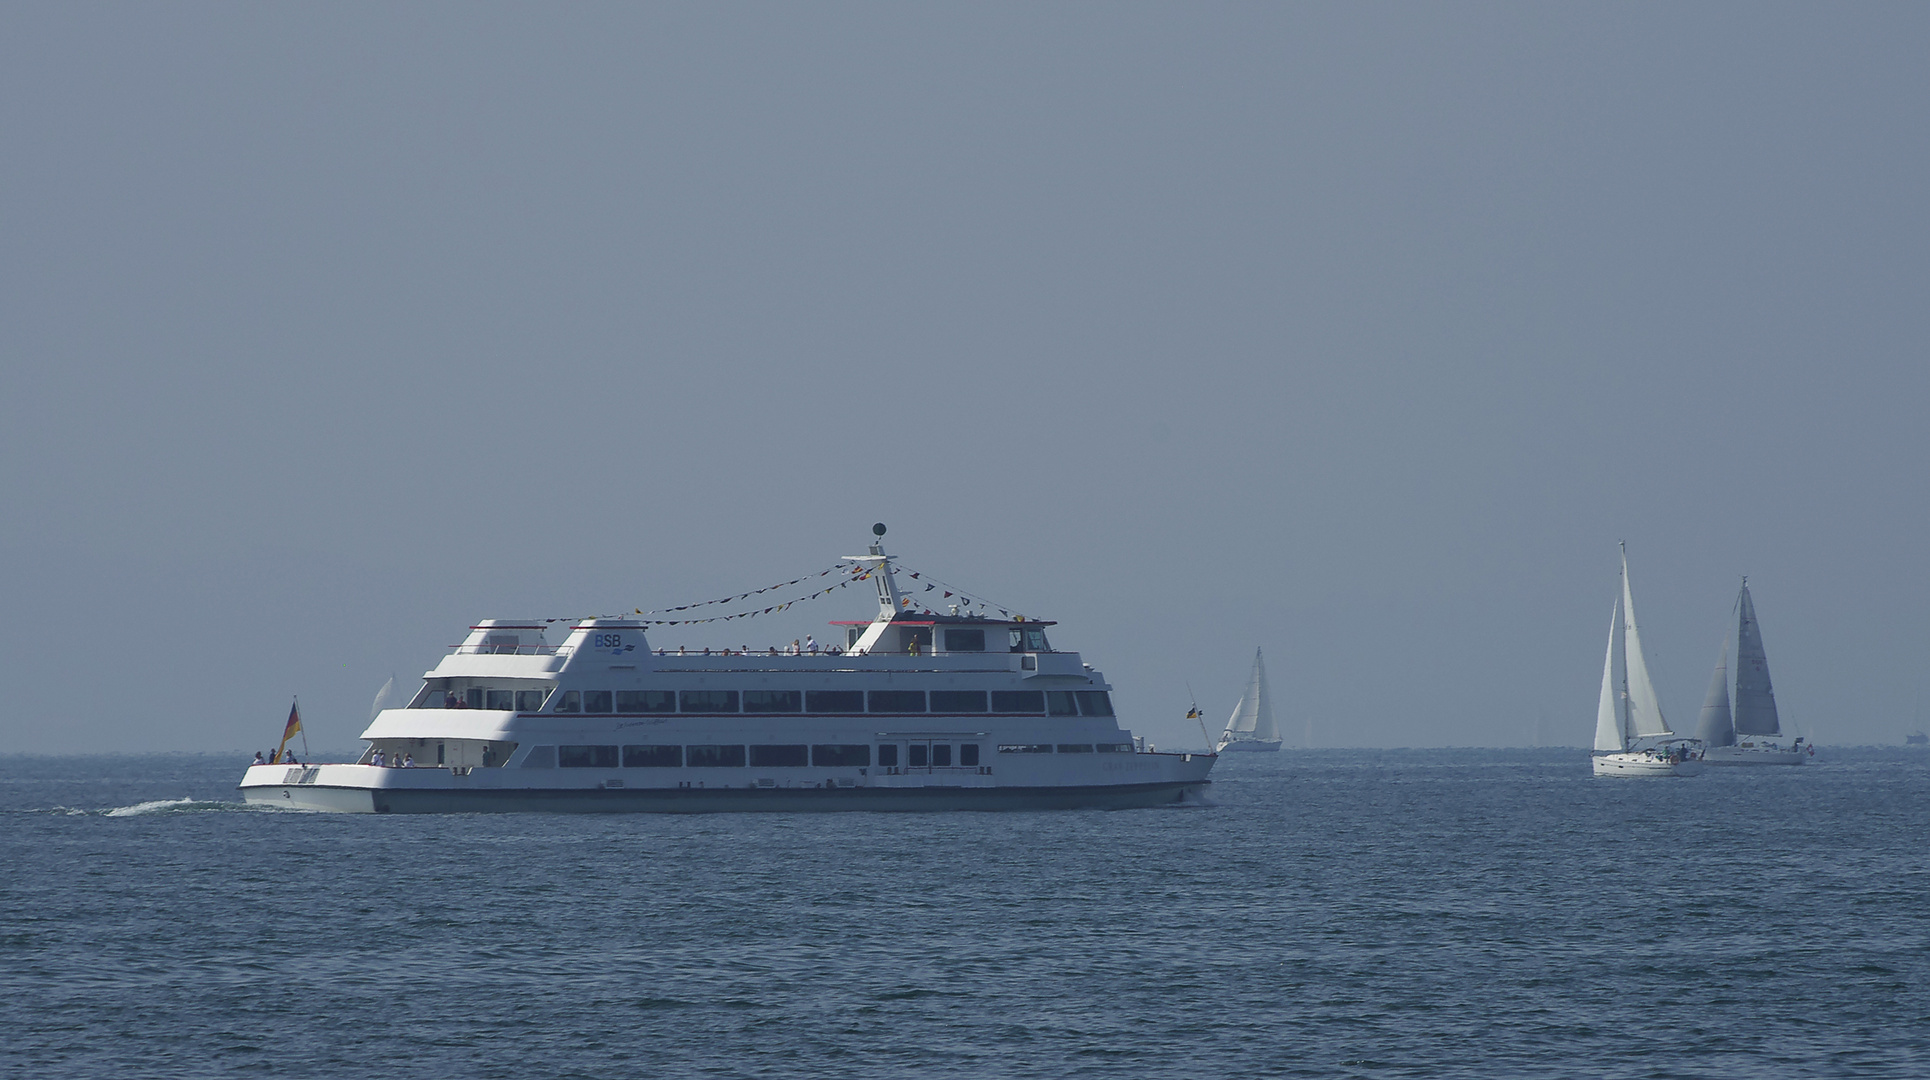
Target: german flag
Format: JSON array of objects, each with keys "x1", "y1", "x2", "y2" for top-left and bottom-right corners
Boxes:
[{"x1": 273, "y1": 700, "x2": 302, "y2": 764}]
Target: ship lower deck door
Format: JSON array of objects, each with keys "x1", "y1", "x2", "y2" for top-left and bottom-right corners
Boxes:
[{"x1": 906, "y1": 741, "x2": 952, "y2": 772}]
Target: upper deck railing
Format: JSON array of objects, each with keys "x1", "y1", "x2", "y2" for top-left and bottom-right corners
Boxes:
[
  {"x1": 443, "y1": 644, "x2": 1045, "y2": 660},
  {"x1": 451, "y1": 644, "x2": 573, "y2": 656}
]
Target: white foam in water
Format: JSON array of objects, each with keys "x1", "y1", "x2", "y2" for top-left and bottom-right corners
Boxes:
[
  {"x1": 1171, "y1": 788, "x2": 1219, "y2": 808},
  {"x1": 104, "y1": 798, "x2": 203, "y2": 817}
]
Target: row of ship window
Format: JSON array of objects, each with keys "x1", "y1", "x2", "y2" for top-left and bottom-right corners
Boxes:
[
  {"x1": 526, "y1": 741, "x2": 1136, "y2": 769},
  {"x1": 436, "y1": 688, "x2": 1115, "y2": 716}
]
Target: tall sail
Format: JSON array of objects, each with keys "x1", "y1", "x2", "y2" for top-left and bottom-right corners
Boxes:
[
  {"x1": 1249, "y1": 649, "x2": 1279, "y2": 743},
  {"x1": 1222, "y1": 648, "x2": 1278, "y2": 742},
  {"x1": 1620, "y1": 548, "x2": 1671, "y2": 738},
  {"x1": 1696, "y1": 637, "x2": 1735, "y2": 746},
  {"x1": 369, "y1": 674, "x2": 398, "y2": 722},
  {"x1": 1733, "y1": 580, "x2": 1781, "y2": 736},
  {"x1": 1595, "y1": 598, "x2": 1626, "y2": 752}
]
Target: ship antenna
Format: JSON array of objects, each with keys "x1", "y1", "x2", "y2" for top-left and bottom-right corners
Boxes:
[{"x1": 1187, "y1": 681, "x2": 1213, "y2": 751}]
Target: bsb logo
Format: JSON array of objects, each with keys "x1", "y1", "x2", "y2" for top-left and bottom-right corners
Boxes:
[{"x1": 593, "y1": 633, "x2": 636, "y2": 655}]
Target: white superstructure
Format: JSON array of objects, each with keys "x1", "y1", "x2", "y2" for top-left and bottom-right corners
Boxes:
[{"x1": 240, "y1": 527, "x2": 1216, "y2": 812}]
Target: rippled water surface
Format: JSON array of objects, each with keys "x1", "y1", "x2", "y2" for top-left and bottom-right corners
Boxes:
[{"x1": 3, "y1": 749, "x2": 1926, "y2": 1078}]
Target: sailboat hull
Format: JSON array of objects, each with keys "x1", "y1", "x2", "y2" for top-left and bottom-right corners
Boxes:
[
  {"x1": 1592, "y1": 752, "x2": 1704, "y2": 777},
  {"x1": 1217, "y1": 738, "x2": 1283, "y2": 753},
  {"x1": 1703, "y1": 744, "x2": 1807, "y2": 766}
]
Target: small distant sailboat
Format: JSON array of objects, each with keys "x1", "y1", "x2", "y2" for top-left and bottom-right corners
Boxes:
[
  {"x1": 369, "y1": 674, "x2": 398, "y2": 722},
  {"x1": 1593, "y1": 545, "x2": 1703, "y2": 776},
  {"x1": 1909, "y1": 679, "x2": 1928, "y2": 746},
  {"x1": 1698, "y1": 579, "x2": 1808, "y2": 765},
  {"x1": 1217, "y1": 648, "x2": 1282, "y2": 753}
]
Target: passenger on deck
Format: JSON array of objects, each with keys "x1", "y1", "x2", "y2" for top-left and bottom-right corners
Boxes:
[
  {"x1": 252, "y1": 751, "x2": 265, "y2": 766},
  {"x1": 805, "y1": 635, "x2": 818, "y2": 654},
  {"x1": 402, "y1": 753, "x2": 415, "y2": 768},
  {"x1": 372, "y1": 750, "x2": 386, "y2": 767}
]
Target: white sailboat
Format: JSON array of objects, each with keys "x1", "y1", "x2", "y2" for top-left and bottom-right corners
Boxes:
[
  {"x1": 1593, "y1": 545, "x2": 1703, "y2": 776},
  {"x1": 1696, "y1": 578, "x2": 1808, "y2": 765},
  {"x1": 1217, "y1": 648, "x2": 1282, "y2": 753}
]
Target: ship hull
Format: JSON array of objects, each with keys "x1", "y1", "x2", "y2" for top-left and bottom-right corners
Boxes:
[
  {"x1": 243, "y1": 779, "x2": 1209, "y2": 814},
  {"x1": 1217, "y1": 739, "x2": 1282, "y2": 752},
  {"x1": 240, "y1": 761, "x2": 1214, "y2": 814}
]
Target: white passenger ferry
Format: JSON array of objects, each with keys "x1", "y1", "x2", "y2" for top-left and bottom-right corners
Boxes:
[{"x1": 240, "y1": 527, "x2": 1216, "y2": 812}]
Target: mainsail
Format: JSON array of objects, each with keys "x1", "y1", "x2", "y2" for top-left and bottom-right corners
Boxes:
[
  {"x1": 1733, "y1": 580, "x2": 1781, "y2": 736},
  {"x1": 1595, "y1": 599, "x2": 1625, "y2": 752},
  {"x1": 1222, "y1": 648, "x2": 1278, "y2": 743},
  {"x1": 1619, "y1": 548, "x2": 1672, "y2": 738},
  {"x1": 369, "y1": 674, "x2": 398, "y2": 722},
  {"x1": 1696, "y1": 637, "x2": 1736, "y2": 747}
]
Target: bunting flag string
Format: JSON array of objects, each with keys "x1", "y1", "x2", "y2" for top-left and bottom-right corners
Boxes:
[
  {"x1": 539, "y1": 559, "x2": 1020, "y2": 633},
  {"x1": 537, "y1": 563, "x2": 866, "y2": 628},
  {"x1": 635, "y1": 563, "x2": 853, "y2": 615},
  {"x1": 886, "y1": 564, "x2": 1024, "y2": 621},
  {"x1": 631, "y1": 574, "x2": 864, "y2": 625}
]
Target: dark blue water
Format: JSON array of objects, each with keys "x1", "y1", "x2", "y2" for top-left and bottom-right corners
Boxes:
[{"x1": 3, "y1": 749, "x2": 1925, "y2": 1079}]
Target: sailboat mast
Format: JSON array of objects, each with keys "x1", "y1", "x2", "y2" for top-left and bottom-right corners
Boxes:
[
  {"x1": 1619, "y1": 640, "x2": 1632, "y2": 747},
  {"x1": 1618, "y1": 547, "x2": 1633, "y2": 748}
]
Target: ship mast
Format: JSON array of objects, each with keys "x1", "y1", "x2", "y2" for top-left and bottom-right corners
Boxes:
[{"x1": 843, "y1": 522, "x2": 903, "y2": 654}]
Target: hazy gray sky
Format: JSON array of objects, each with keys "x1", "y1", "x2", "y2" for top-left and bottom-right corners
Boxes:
[{"x1": 4, "y1": 4, "x2": 1927, "y2": 755}]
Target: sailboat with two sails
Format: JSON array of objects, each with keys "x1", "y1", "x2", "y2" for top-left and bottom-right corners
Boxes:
[
  {"x1": 1593, "y1": 545, "x2": 1704, "y2": 776},
  {"x1": 1217, "y1": 648, "x2": 1282, "y2": 752},
  {"x1": 1695, "y1": 578, "x2": 1808, "y2": 765}
]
